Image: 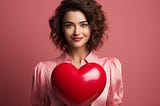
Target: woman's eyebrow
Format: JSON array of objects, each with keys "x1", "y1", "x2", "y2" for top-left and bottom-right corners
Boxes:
[
  {"x1": 63, "y1": 21, "x2": 73, "y2": 24},
  {"x1": 64, "y1": 21, "x2": 88, "y2": 24},
  {"x1": 79, "y1": 21, "x2": 88, "y2": 24}
]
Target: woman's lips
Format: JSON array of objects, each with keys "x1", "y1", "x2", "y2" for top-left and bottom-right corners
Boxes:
[{"x1": 71, "y1": 37, "x2": 83, "y2": 42}]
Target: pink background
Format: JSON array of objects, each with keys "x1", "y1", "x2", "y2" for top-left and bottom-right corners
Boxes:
[{"x1": 0, "y1": 0, "x2": 160, "y2": 106}]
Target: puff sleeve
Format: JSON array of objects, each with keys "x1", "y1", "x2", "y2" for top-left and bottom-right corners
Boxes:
[
  {"x1": 31, "y1": 62, "x2": 51, "y2": 106},
  {"x1": 107, "y1": 58, "x2": 123, "y2": 106}
]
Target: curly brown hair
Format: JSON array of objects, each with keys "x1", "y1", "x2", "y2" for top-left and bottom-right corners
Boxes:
[{"x1": 49, "y1": 0, "x2": 108, "y2": 51}]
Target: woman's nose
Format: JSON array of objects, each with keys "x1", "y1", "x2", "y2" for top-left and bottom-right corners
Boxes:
[{"x1": 74, "y1": 26, "x2": 81, "y2": 35}]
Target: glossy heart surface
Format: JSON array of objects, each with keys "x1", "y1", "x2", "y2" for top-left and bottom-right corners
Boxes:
[{"x1": 51, "y1": 63, "x2": 106, "y2": 106}]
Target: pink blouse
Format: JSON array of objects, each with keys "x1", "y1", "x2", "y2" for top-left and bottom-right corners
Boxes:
[{"x1": 31, "y1": 52, "x2": 123, "y2": 106}]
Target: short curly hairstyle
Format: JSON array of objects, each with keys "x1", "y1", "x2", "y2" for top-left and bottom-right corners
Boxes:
[{"x1": 49, "y1": 0, "x2": 108, "y2": 51}]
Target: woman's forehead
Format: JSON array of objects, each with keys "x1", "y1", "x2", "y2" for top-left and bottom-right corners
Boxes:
[{"x1": 63, "y1": 10, "x2": 87, "y2": 23}]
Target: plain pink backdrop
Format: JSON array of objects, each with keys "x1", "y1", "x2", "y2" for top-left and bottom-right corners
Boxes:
[{"x1": 0, "y1": 0, "x2": 160, "y2": 106}]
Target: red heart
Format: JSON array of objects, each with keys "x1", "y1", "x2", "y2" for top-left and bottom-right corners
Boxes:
[{"x1": 51, "y1": 63, "x2": 106, "y2": 106}]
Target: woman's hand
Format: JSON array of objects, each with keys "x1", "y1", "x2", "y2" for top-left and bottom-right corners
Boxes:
[{"x1": 88, "y1": 102, "x2": 94, "y2": 106}]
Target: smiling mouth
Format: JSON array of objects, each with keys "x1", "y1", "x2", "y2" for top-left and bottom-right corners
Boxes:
[{"x1": 71, "y1": 37, "x2": 83, "y2": 42}]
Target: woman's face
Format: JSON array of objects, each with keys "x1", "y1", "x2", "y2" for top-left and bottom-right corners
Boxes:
[{"x1": 63, "y1": 10, "x2": 91, "y2": 49}]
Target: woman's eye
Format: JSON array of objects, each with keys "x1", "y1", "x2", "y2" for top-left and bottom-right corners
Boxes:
[
  {"x1": 65, "y1": 24, "x2": 73, "y2": 28},
  {"x1": 80, "y1": 23, "x2": 88, "y2": 28}
]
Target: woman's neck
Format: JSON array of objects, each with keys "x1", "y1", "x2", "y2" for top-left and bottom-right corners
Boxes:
[{"x1": 67, "y1": 46, "x2": 90, "y2": 68}]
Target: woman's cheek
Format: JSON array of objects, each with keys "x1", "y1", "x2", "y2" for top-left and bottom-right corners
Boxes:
[{"x1": 65, "y1": 29, "x2": 74, "y2": 36}]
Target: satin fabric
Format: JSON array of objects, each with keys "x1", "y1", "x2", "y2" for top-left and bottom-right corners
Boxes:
[{"x1": 31, "y1": 52, "x2": 123, "y2": 106}]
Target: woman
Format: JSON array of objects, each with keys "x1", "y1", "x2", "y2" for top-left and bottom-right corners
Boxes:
[{"x1": 31, "y1": 0, "x2": 123, "y2": 106}]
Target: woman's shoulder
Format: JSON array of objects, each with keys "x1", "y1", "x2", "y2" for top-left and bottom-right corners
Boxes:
[
  {"x1": 98, "y1": 56, "x2": 122, "y2": 69},
  {"x1": 35, "y1": 58, "x2": 58, "y2": 71},
  {"x1": 34, "y1": 53, "x2": 69, "y2": 74},
  {"x1": 99, "y1": 56, "x2": 121, "y2": 63}
]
